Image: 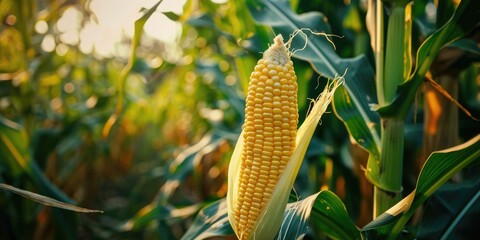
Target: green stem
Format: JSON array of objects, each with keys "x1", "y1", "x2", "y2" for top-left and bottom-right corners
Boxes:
[
  {"x1": 383, "y1": 7, "x2": 406, "y2": 103},
  {"x1": 374, "y1": 4, "x2": 407, "y2": 218},
  {"x1": 374, "y1": 118, "x2": 404, "y2": 217},
  {"x1": 375, "y1": 0, "x2": 385, "y2": 105}
]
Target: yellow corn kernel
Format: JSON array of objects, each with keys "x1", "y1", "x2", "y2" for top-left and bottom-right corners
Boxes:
[{"x1": 233, "y1": 34, "x2": 298, "y2": 240}]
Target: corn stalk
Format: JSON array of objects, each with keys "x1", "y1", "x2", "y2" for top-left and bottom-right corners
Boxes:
[{"x1": 373, "y1": 0, "x2": 411, "y2": 217}]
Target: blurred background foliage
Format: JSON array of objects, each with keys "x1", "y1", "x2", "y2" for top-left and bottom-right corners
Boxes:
[{"x1": 0, "y1": 0, "x2": 478, "y2": 239}]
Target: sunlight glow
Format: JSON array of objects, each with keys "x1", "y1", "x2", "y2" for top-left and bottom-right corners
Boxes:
[
  {"x1": 41, "y1": 34, "x2": 56, "y2": 52},
  {"x1": 64, "y1": 82, "x2": 75, "y2": 93},
  {"x1": 86, "y1": 96, "x2": 98, "y2": 108},
  {"x1": 144, "y1": 12, "x2": 181, "y2": 43},
  {"x1": 71, "y1": 0, "x2": 186, "y2": 57},
  {"x1": 57, "y1": 7, "x2": 81, "y2": 45},
  {"x1": 35, "y1": 20, "x2": 48, "y2": 34},
  {"x1": 55, "y1": 43, "x2": 69, "y2": 56}
]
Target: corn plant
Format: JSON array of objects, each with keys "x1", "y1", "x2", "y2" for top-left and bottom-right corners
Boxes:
[
  {"x1": 184, "y1": 0, "x2": 480, "y2": 239},
  {"x1": 1, "y1": 0, "x2": 479, "y2": 239}
]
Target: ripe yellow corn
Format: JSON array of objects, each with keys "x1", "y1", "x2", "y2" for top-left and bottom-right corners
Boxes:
[{"x1": 232, "y1": 34, "x2": 298, "y2": 240}]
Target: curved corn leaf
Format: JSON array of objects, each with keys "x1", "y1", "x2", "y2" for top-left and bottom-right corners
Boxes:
[
  {"x1": 277, "y1": 195, "x2": 314, "y2": 240},
  {"x1": 247, "y1": 0, "x2": 383, "y2": 191},
  {"x1": 275, "y1": 190, "x2": 362, "y2": 240},
  {"x1": 0, "y1": 183, "x2": 102, "y2": 213},
  {"x1": 377, "y1": 0, "x2": 479, "y2": 118},
  {"x1": 123, "y1": 203, "x2": 172, "y2": 232},
  {"x1": 332, "y1": 85, "x2": 381, "y2": 183},
  {"x1": 124, "y1": 202, "x2": 200, "y2": 235},
  {"x1": 448, "y1": 38, "x2": 480, "y2": 56},
  {"x1": 415, "y1": 135, "x2": 480, "y2": 198},
  {"x1": 0, "y1": 117, "x2": 29, "y2": 176},
  {"x1": 0, "y1": 117, "x2": 78, "y2": 237},
  {"x1": 303, "y1": 190, "x2": 362, "y2": 240},
  {"x1": 440, "y1": 187, "x2": 480, "y2": 239},
  {"x1": 103, "y1": 0, "x2": 163, "y2": 137},
  {"x1": 0, "y1": 117, "x2": 73, "y2": 204},
  {"x1": 362, "y1": 134, "x2": 480, "y2": 239},
  {"x1": 160, "y1": 132, "x2": 225, "y2": 202},
  {"x1": 181, "y1": 200, "x2": 234, "y2": 240},
  {"x1": 126, "y1": 131, "x2": 236, "y2": 232},
  {"x1": 184, "y1": 190, "x2": 361, "y2": 240},
  {"x1": 416, "y1": 178, "x2": 480, "y2": 239}
]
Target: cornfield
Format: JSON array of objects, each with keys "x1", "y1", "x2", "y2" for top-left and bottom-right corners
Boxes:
[{"x1": 0, "y1": 0, "x2": 479, "y2": 239}]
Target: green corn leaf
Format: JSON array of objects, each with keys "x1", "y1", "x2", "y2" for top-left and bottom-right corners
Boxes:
[
  {"x1": 0, "y1": 117, "x2": 73, "y2": 204},
  {"x1": 181, "y1": 200, "x2": 234, "y2": 240},
  {"x1": 163, "y1": 11, "x2": 180, "y2": 21},
  {"x1": 440, "y1": 187, "x2": 480, "y2": 239},
  {"x1": 124, "y1": 202, "x2": 200, "y2": 233},
  {"x1": 125, "y1": 132, "x2": 233, "y2": 231},
  {"x1": 415, "y1": 135, "x2": 480, "y2": 198},
  {"x1": 184, "y1": 190, "x2": 361, "y2": 240},
  {"x1": 448, "y1": 38, "x2": 480, "y2": 56},
  {"x1": 0, "y1": 117, "x2": 78, "y2": 238},
  {"x1": 332, "y1": 85, "x2": 381, "y2": 180},
  {"x1": 0, "y1": 117, "x2": 29, "y2": 176},
  {"x1": 308, "y1": 190, "x2": 362, "y2": 240},
  {"x1": 105, "y1": 0, "x2": 163, "y2": 137},
  {"x1": 416, "y1": 178, "x2": 480, "y2": 239},
  {"x1": 362, "y1": 134, "x2": 480, "y2": 239},
  {"x1": 161, "y1": 133, "x2": 224, "y2": 202}
]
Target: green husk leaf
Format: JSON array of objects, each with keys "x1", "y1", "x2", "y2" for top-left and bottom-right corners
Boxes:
[{"x1": 226, "y1": 130, "x2": 245, "y2": 235}]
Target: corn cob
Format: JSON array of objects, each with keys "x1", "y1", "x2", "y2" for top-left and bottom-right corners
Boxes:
[{"x1": 232, "y1": 34, "x2": 298, "y2": 240}]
